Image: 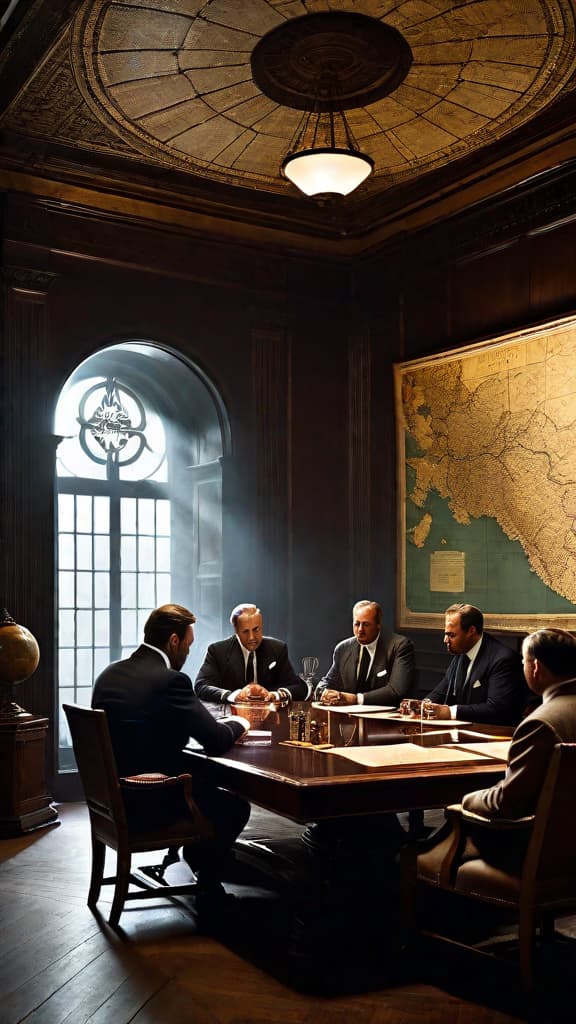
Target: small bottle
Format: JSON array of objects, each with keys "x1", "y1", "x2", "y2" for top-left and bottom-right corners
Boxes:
[
  {"x1": 309, "y1": 719, "x2": 319, "y2": 745},
  {"x1": 289, "y1": 710, "x2": 300, "y2": 741}
]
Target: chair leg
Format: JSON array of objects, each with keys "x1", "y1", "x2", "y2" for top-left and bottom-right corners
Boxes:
[
  {"x1": 518, "y1": 903, "x2": 536, "y2": 993},
  {"x1": 88, "y1": 836, "x2": 106, "y2": 908},
  {"x1": 109, "y1": 849, "x2": 132, "y2": 928}
]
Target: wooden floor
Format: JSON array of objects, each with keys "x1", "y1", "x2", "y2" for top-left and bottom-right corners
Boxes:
[{"x1": 0, "y1": 803, "x2": 574, "y2": 1024}]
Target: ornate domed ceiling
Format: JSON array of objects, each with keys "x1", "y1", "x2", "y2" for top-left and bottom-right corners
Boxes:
[
  {"x1": 1, "y1": 0, "x2": 576, "y2": 247},
  {"x1": 73, "y1": 0, "x2": 576, "y2": 197}
]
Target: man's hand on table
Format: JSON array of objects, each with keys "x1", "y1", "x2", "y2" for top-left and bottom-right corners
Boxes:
[
  {"x1": 319, "y1": 689, "x2": 356, "y2": 706},
  {"x1": 425, "y1": 703, "x2": 451, "y2": 720},
  {"x1": 403, "y1": 701, "x2": 450, "y2": 720},
  {"x1": 235, "y1": 683, "x2": 273, "y2": 702}
]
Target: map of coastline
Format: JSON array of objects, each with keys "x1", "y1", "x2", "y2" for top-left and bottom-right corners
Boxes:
[{"x1": 396, "y1": 320, "x2": 576, "y2": 622}]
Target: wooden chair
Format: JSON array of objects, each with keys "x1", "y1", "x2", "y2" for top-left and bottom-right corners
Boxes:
[
  {"x1": 64, "y1": 703, "x2": 214, "y2": 928},
  {"x1": 401, "y1": 742, "x2": 576, "y2": 991}
]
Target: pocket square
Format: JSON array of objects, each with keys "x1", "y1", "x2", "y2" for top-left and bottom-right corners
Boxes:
[
  {"x1": 268, "y1": 661, "x2": 277, "y2": 670},
  {"x1": 472, "y1": 680, "x2": 482, "y2": 689},
  {"x1": 376, "y1": 670, "x2": 387, "y2": 678}
]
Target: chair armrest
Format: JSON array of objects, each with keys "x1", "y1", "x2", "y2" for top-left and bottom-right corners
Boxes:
[
  {"x1": 460, "y1": 807, "x2": 535, "y2": 831},
  {"x1": 120, "y1": 773, "x2": 214, "y2": 840},
  {"x1": 446, "y1": 801, "x2": 534, "y2": 831}
]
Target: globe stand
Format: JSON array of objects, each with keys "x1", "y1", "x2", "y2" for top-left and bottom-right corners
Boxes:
[
  {"x1": 0, "y1": 681, "x2": 33, "y2": 719},
  {"x1": 0, "y1": 609, "x2": 59, "y2": 836}
]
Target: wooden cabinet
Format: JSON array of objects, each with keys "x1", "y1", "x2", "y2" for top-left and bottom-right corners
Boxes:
[{"x1": 0, "y1": 715, "x2": 59, "y2": 836}]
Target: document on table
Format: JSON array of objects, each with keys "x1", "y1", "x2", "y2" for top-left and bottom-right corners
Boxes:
[
  {"x1": 450, "y1": 740, "x2": 511, "y2": 761},
  {"x1": 323, "y1": 742, "x2": 495, "y2": 769},
  {"x1": 367, "y1": 711, "x2": 472, "y2": 725},
  {"x1": 311, "y1": 703, "x2": 395, "y2": 714}
]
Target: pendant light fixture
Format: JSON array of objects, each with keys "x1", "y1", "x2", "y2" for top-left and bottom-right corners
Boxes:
[
  {"x1": 281, "y1": 95, "x2": 374, "y2": 198},
  {"x1": 251, "y1": 11, "x2": 412, "y2": 200}
]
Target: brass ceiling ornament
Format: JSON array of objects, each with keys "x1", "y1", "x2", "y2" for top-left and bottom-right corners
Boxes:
[{"x1": 251, "y1": 11, "x2": 412, "y2": 197}]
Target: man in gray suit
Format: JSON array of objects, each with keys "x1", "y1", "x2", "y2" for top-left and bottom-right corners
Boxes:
[
  {"x1": 317, "y1": 599, "x2": 415, "y2": 707},
  {"x1": 463, "y1": 627, "x2": 576, "y2": 821}
]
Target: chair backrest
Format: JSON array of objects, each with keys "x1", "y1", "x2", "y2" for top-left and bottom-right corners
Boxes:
[
  {"x1": 524, "y1": 742, "x2": 576, "y2": 887},
  {"x1": 63, "y1": 704, "x2": 127, "y2": 828}
]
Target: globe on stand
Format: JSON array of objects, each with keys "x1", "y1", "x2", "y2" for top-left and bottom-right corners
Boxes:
[{"x1": 0, "y1": 608, "x2": 40, "y2": 719}]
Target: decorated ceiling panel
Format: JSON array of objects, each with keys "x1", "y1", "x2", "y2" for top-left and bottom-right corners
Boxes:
[{"x1": 60, "y1": 0, "x2": 576, "y2": 195}]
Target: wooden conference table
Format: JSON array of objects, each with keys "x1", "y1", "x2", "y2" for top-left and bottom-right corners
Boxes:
[
  {"x1": 185, "y1": 705, "x2": 514, "y2": 951},
  {"x1": 184, "y1": 703, "x2": 513, "y2": 825}
]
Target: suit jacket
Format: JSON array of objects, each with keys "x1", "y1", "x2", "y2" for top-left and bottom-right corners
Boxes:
[
  {"x1": 318, "y1": 630, "x2": 415, "y2": 706},
  {"x1": 426, "y1": 632, "x2": 528, "y2": 724},
  {"x1": 92, "y1": 645, "x2": 246, "y2": 777},
  {"x1": 463, "y1": 679, "x2": 576, "y2": 820},
  {"x1": 194, "y1": 635, "x2": 308, "y2": 703}
]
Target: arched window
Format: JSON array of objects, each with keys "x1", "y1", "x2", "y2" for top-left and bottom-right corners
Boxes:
[{"x1": 54, "y1": 342, "x2": 228, "y2": 772}]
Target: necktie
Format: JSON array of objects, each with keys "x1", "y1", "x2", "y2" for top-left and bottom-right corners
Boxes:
[
  {"x1": 453, "y1": 654, "x2": 470, "y2": 700},
  {"x1": 245, "y1": 651, "x2": 255, "y2": 684},
  {"x1": 356, "y1": 645, "x2": 371, "y2": 692}
]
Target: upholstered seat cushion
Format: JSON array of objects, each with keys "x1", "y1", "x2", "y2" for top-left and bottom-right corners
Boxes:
[{"x1": 454, "y1": 859, "x2": 521, "y2": 903}]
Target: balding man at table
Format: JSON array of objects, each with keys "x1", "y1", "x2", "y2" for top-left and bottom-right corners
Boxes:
[{"x1": 317, "y1": 599, "x2": 415, "y2": 707}]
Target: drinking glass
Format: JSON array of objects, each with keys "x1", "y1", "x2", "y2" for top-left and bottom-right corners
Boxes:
[
  {"x1": 302, "y1": 656, "x2": 319, "y2": 699},
  {"x1": 399, "y1": 698, "x2": 421, "y2": 718},
  {"x1": 338, "y1": 717, "x2": 358, "y2": 747}
]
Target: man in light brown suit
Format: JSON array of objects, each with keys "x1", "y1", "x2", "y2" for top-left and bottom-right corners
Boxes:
[{"x1": 462, "y1": 627, "x2": 576, "y2": 821}]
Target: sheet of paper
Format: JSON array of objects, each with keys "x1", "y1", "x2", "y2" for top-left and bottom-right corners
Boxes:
[
  {"x1": 368, "y1": 711, "x2": 472, "y2": 725},
  {"x1": 451, "y1": 741, "x2": 511, "y2": 761},
  {"x1": 324, "y1": 742, "x2": 492, "y2": 768},
  {"x1": 311, "y1": 703, "x2": 395, "y2": 714}
]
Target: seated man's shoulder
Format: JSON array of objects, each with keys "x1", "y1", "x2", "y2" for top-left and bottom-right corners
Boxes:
[
  {"x1": 207, "y1": 636, "x2": 234, "y2": 654},
  {"x1": 484, "y1": 631, "x2": 521, "y2": 661},
  {"x1": 263, "y1": 635, "x2": 287, "y2": 652},
  {"x1": 380, "y1": 629, "x2": 414, "y2": 651},
  {"x1": 334, "y1": 635, "x2": 355, "y2": 652}
]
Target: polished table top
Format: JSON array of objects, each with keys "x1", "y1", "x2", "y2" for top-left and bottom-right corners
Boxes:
[{"x1": 184, "y1": 705, "x2": 513, "y2": 823}]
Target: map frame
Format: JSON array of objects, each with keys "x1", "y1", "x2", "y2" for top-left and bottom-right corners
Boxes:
[{"x1": 394, "y1": 314, "x2": 576, "y2": 633}]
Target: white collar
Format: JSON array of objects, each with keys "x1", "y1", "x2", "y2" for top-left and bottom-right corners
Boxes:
[
  {"x1": 359, "y1": 635, "x2": 379, "y2": 659},
  {"x1": 142, "y1": 642, "x2": 171, "y2": 669}
]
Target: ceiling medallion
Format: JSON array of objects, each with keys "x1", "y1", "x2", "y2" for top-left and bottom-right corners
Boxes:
[
  {"x1": 252, "y1": 12, "x2": 412, "y2": 199},
  {"x1": 251, "y1": 11, "x2": 412, "y2": 112}
]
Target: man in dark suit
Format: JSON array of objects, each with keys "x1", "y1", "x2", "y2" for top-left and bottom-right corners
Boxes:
[
  {"x1": 194, "y1": 603, "x2": 308, "y2": 704},
  {"x1": 317, "y1": 599, "x2": 415, "y2": 706},
  {"x1": 424, "y1": 603, "x2": 527, "y2": 723},
  {"x1": 92, "y1": 603, "x2": 251, "y2": 886}
]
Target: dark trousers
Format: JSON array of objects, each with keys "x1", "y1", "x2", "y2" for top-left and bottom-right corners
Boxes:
[{"x1": 181, "y1": 779, "x2": 250, "y2": 880}]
